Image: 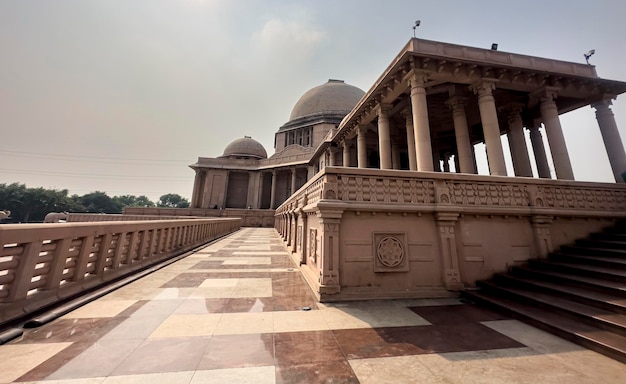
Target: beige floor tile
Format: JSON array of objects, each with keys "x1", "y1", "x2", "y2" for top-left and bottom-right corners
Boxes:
[
  {"x1": 101, "y1": 371, "x2": 195, "y2": 384},
  {"x1": 272, "y1": 310, "x2": 330, "y2": 333},
  {"x1": 414, "y1": 348, "x2": 607, "y2": 384},
  {"x1": 190, "y1": 366, "x2": 275, "y2": 384},
  {"x1": 0, "y1": 342, "x2": 72, "y2": 383},
  {"x1": 350, "y1": 355, "x2": 448, "y2": 384},
  {"x1": 321, "y1": 304, "x2": 430, "y2": 330},
  {"x1": 191, "y1": 287, "x2": 236, "y2": 298},
  {"x1": 199, "y1": 278, "x2": 240, "y2": 288},
  {"x1": 221, "y1": 257, "x2": 271, "y2": 265},
  {"x1": 62, "y1": 300, "x2": 137, "y2": 319},
  {"x1": 21, "y1": 378, "x2": 106, "y2": 384},
  {"x1": 213, "y1": 312, "x2": 274, "y2": 335},
  {"x1": 232, "y1": 251, "x2": 288, "y2": 255},
  {"x1": 483, "y1": 320, "x2": 626, "y2": 383},
  {"x1": 149, "y1": 313, "x2": 222, "y2": 338}
]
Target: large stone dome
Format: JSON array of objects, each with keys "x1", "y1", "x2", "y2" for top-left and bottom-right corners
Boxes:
[
  {"x1": 222, "y1": 136, "x2": 267, "y2": 159},
  {"x1": 289, "y1": 79, "x2": 365, "y2": 121}
]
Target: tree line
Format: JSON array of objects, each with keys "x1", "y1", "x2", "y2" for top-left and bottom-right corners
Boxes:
[{"x1": 0, "y1": 183, "x2": 189, "y2": 223}]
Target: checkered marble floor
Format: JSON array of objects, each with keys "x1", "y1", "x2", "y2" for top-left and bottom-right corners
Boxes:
[{"x1": 2, "y1": 228, "x2": 625, "y2": 383}]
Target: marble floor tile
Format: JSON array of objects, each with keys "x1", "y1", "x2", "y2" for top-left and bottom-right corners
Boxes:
[
  {"x1": 197, "y1": 333, "x2": 274, "y2": 370},
  {"x1": 222, "y1": 257, "x2": 272, "y2": 265},
  {"x1": 62, "y1": 300, "x2": 138, "y2": 319},
  {"x1": 213, "y1": 312, "x2": 274, "y2": 335},
  {"x1": 409, "y1": 303, "x2": 510, "y2": 325},
  {"x1": 101, "y1": 370, "x2": 195, "y2": 384},
  {"x1": 321, "y1": 304, "x2": 430, "y2": 330},
  {"x1": 149, "y1": 313, "x2": 222, "y2": 338},
  {"x1": 111, "y1": 337, "x2": 211, "y2": 375},
  {"x1": 190, "y1": 366, "x2": 275, "y2": 384},
  {"x1": 20, "y1": 378, "x2": 106, "y2": 384},
  {"x1": 100, "y1": 314, "x2": 167, "y2": 340},
  {"x1": 273, "y1": 331, "x2": 345, "y2": 367},
  {"x1": 19, "y1": 317, "x2": 126, "y2": 344},
  {"x1": 0, "y1": 342, "x2": 72, "y2": 383},
  {"x1": 198, "y1": 278, "x2": 240, "y2": 287},
  {"x1": 46, "y1": 339, "x2": 144, "y2": 380},
  {"x1": 276, "y1": 361, "x2": 358, "y2": 384},
  {"x1": 172, "y1": 298, "x2": 231, "y2": 314},
  {"x1": 272, "y1": 310, "x2": 330, "y2": 333}
]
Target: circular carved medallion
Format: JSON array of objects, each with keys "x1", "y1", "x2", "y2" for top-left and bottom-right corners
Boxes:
[{"x1": 377, "y1": 236, "x2": 404, "y2": 267}]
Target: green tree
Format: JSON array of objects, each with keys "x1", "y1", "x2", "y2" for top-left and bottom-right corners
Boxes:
[
  {"x1": 0, "y1": 183, "x2": 76, "y2": 222},
  {"x1": 112, "y1": 194, "x2": 156, "y2": 208},
  {"x1": 78, "y1": 191, "x2": 122, "y2": 213},
  {"x1": 157, "y1": 193, "x2": 190, "y2": 208}
]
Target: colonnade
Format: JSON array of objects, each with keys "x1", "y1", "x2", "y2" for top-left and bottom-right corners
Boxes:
[{"x1": 329, "y1": 74, "x2": 626, "y2": 183}]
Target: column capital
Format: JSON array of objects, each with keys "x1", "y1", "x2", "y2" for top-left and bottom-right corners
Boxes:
[
  {"x1": 407, "y1": 70, "x2": 429, "y2": 87},
  {"x1": 445, "y1": 96, "x2": 468, "y2": 111},
  {"x1": 376, "y1": 103, "x2": 392, "y2": 116},
  {"x1": 531, "y1": 86, "x2": 560, "y2": 103},
  {"x1": 502, "y1": 102, "x2": 525, "y2": 124},
  {"x1": 470, "y1": 78, "x2": 498, "y2": 96},
  {"x1": 591, "y1": 94, "x2": 617, "y2": 109}
]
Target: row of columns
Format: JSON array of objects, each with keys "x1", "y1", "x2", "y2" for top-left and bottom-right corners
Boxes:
[{"x1": 333, "y1": 74, "x2": 625, "y2": 183}]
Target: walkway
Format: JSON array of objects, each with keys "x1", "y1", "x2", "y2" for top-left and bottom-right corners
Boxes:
[{"x1": 1, "y1": 228, "x2": 624, "y2": 383}]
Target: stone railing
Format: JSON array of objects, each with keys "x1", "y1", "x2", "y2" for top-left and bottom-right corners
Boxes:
[
  {"x1": 0, "y1": 218, "x2": 240, "y2": 326},
  {"x1": 68, "y1": 213, "x2": 197, "y2": 222},
  {"x1": 123, "y1": 207, "x2": 275, "y2": 227},
  {"x1": 275, "y1": 167, "x2": 626, "y2": 302}
]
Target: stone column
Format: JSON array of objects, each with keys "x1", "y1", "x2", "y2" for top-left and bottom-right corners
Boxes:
[
  {"x1": 507, "y1": 105, "x2": 533, "y2": 177},
  {"x1": 539, "y1": 88, "x2": 574, "y2": 180},
  {"x1": 377, "y1": 105, "x2": 392, "y2": 169},
  {"x1": 329, "y1": 148, "x2": 339, "y2": 167},
  {"x1": 409, "y1": 73, "x2": 434, "y2": 171},
  {"x1": 342, "y1": 140, "x2": 351, "y2": 167},
  {"x1": 257, "y1": 172, "x2": 265, "y2": 209},
  {"x1": 471, "y1": 79, "x2": 507, "y2": 176},
  {"x1": 392, "y1": 141, "x2": 401, "y2": 170},
  {"x1": 191, "y1": 170, "x2": 202, "y2": 207},
  {"x1": 357, "y1": 125, "x2": 368, "y2": 168},
  {"x1": 446, "y1": 96, "x2": 476, "y2": 174},
  {"x1": 290, "y1": 168, "x2": 297, "y2": 196},
  {"x1": 529, "y1": 125, "x2": 551, "y2": 178},
  {"x1": 442, "y1": 154, "x2": 450, "y2": 172},
  {"x1": 270, "y1": 170, "x2": 277, "y2": 209},
  {"x1": 593, "y1": 98, "x2": 626, "y2": 183},
  {"x1": 403, "y1": 110, "x2": 417, "y2": 171}
]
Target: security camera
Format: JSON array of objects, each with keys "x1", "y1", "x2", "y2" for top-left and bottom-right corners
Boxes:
[{"x1": 415, "y1": 20, "x2": 421, "y2": 27}]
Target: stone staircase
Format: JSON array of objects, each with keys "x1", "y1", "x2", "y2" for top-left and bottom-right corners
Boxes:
[{"x1": 462, "y1": 221, "x2": 626, "y2": 364}]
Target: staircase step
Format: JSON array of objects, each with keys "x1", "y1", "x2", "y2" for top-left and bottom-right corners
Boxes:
[
  {"x1": 477, "y1": 280, "x2": 626, "y2": 336},
  {"x1": 591, "y1": 232, "x2": 626, "y2": 242},
  {"x1": 549, "y1": 252, "x2": 626, "y2": 270},
  {"x1": 463, "y1": 290, "x2": 626, "y2": 364},
  {"x1": 493, "y1": 273, "x2": 626, "y2": 315},
  {"x1": 576, "y1": 238, "x2": 626, "y2": 250},
  {"x1": 560, "y1": 245, "x2": 626, "y2": 258},
  {"x1": 528, "y1": 259, "x2": 626, "y2": 282},
  {"x1": 511, "y1": 266, "x2": 626, "y2": 296}
]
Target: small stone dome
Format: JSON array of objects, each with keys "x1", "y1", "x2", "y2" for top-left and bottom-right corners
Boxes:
[
  {"x1": 289, "y1": 79, "x2": 365, "y2": 121},
  {"x1": 222, "y1": 136, "x2": 267, "y2": 159}
]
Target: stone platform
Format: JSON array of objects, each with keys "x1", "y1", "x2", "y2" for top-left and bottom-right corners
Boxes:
[{"x1": 0, "y1": 228, "x2": 624, "y2": 383}]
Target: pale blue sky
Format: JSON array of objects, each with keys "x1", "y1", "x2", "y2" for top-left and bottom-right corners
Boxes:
[{"x1": 1, "y1": 0, "x2": 625, "y2": 201}]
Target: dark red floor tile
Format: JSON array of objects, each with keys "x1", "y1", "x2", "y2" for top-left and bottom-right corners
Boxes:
[
  {"x1": 408, "y1": 304, "x2": 511, "y2": 325},
  {"x1": 19, "y1": 317, "x2": 126, "y2": 344},
  {"x1": 274, "y1": 331, "x2": 345, "y2": 367},
  {"x1": 276, "y1": 361, "x2": 359, "y2": 384}
]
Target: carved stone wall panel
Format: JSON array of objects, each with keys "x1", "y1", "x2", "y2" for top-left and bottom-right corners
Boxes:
[
  {"x1": 309, "y1": 228, "x2": 317, "y2": 264},
  {"x1": 373, "y1": 232, "x2": 409, "y2": 272}
]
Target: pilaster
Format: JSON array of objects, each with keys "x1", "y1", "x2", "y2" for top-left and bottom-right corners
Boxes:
[
  {"x1": 317, "y1": 209, "x2": 343, "y2": 295},
  {"x1": 531, "y1": 215, "x2": 553, "y2": 258},
  {"x1": 434, "y1": 212, "x2": 463, "y2": 291}
]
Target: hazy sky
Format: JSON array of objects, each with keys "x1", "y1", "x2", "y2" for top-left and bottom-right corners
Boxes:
[{"x1": 2, "y1": 0, "x2": 626, "y2": 202}]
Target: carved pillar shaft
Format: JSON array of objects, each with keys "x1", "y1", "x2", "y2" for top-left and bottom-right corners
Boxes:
[
  {"x1": 357, "y1": 126, "x2": 368, "y2": 168},
  {"x1": 342, "y1": 141, "x2": 351, "y2": 167},
  {"x1": 447, "y1": 97, "x2": 476, "y2": 174},
  {"x1": 404, "y1": 111, "x2": 417, "y2": 171},
  {"x1": 593, "y1": 99, "x2": 626, "y2": 183},
  {"x1": 507, "y1": 109, "x2": 533, "y2": 177},
  {"x1": 529, "y1": 125, "x2": 551, "y2": 178},
  {"x1": 540, "y1": 90, "x2": 574, "y2": 180},
  {"x1": 472, "y1": 79, "x2": 507, "y2": 176},
  {"x1": 410, "y1": 74, "x2": 434, "y2": 171},
  {"x1": 377, "y1": 105, "x2": 392, "y2": 169},
  {"x1": 270, "y1": 170, "x2": 277, "y2": 209}
]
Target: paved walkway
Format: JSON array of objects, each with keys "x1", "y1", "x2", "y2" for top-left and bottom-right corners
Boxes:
[{"x1": 1, "y1": 228, "x2": 624, "y2": 383}]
